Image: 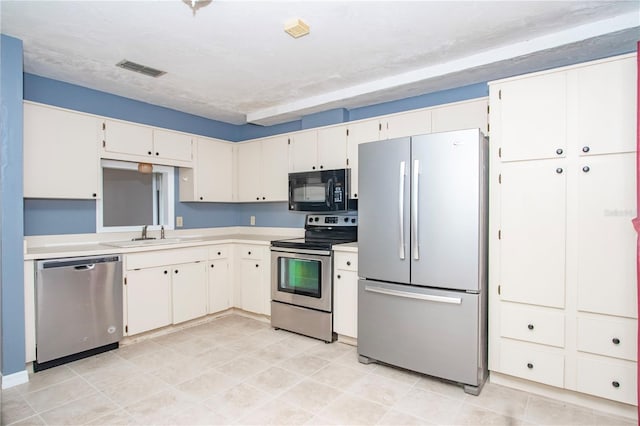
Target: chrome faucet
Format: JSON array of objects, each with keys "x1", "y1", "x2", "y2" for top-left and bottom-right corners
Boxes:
[
  {"x1": 160, "y1": 225, "x2": 165, "y2": 239},
  {"x1": 141, "y1": 225, "x2": 148, "y2": 239}
]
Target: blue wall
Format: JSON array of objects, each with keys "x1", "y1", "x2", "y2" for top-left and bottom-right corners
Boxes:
[
  {"x1": 23, "y1": 73, "x2": 488, "y2": 235},
  {"x1": 1, "y1": 34, "x2": 26, "y2": 376}
]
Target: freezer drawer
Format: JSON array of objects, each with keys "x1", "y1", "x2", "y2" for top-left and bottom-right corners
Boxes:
[{"x1": 357, "y1": 279, "x2": 487, "y2": 389}]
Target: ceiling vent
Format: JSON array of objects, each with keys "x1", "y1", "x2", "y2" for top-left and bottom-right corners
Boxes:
[
  {"x1": 116, "y1": 60, "x2": 166, "y2": 78},
  {"x1": 284, "y1": 18, "x2": 310, "y2": 38}
]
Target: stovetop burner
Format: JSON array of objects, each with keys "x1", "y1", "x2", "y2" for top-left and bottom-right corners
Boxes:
[{"x1": 271, "y1": 213, "x2": 358, "y2": 250}]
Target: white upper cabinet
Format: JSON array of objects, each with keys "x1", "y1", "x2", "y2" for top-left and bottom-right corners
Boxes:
[
  {"x1": 574, "y1": 56, "x2": 637, "y2": 156},
  {"x1": 23, "y1": 102, "x2": 101, "y2": 199},
  {"x1": 494, "y1": 72, "x2": 567, "y2": 162},
  {"x1": 289, "y1": 130, "x2": 318, "y2": 172},
  {"x1": 180, "y1": 137, "x2": 233, "y2": 202},
  {"x1": 102, "y1": 119, "x2": 193, "y2": 167},
  {"x1": 431, "y1": 99, "x2": 488, "y2": 135},
  {"x1": 237, "y1": 135, "x2": 289, "y2": 202},
  {"x1": 317, "y1": 126, "x2": 348, "y2": 170},
  {"x1": 346, "y1": 119, "x2": 382, "y2": 198},
  {"x1": 384, "y1": 109, "x2": 431, "y2": 139}
]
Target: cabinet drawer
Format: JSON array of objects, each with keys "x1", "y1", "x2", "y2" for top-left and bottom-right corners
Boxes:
[
  {"x1": 237, "y1": 245, "x2": 266, "y2": 260},
  {"x1": 500, "y1": 303, "x2": 564, "y2": 347},
  {"x1": 126, "y1": 248, "x2": 208, "y2": 270},
  {"x1": 499, "y1": 339, "x2": 564, "y2": 388},
  {"x1": 334, "y1": 253, "x2": 357, "y2": 272},
  {"x1": 577, "y1": 316, "x2": 637, "y2": 361},
  {"x1": 208, "y1": 245, "x2": 229, "y2": 260},
  {"x1": 576, "y1": 355, "x2": 637, "y2": 405}
]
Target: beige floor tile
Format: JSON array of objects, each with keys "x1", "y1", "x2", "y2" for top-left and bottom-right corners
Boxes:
[
  {"x1": 392, "y1": 388, "x2": 463, "y2": 424},
  {"x1": 125, "y1": 347, "x2": 188, "y2": 373},
  {"x1": 464, "y1": 381, "x2": 529, "y2": 419},
  {"x1": 244, "y1": 366, "x2": 303, "y2": 395},
  {"x1": 152, "y1": 329, "x2": 199, "y2": 348},
  {"x1": 454, "y1": 403, "x2": 522, "y2": 425},
  {"x1": 5, "y1": 414, "x2": 46, "y2": 426},
  {"x1": 149, "y1": 358, "x2": 213, "y2": 386},
  {"x1": 22, "y1": 376, "x2": 96, "y2": 413},
  {"x1": 311, "y1": 363, "x2": 367, "y2": 390},
  {"x1": 304, "y1": 415, "x2": 343, "y2": 425},
  {"x1": 415, "y1": 375, "x2": 468, "y2": 400},
  {"x1": 167, "y1": 403, "x2": 230, "y2": 425},
  {"x1": 12, "y1": 366, "x2": 78, "y2": 395},
  {"x1": 66, "y1": 351, "x2": 127, "y2": 375},
  {"x1": 524, "y1": 395, "x2": 595, "y2": 425},
  {"x1": 101, "y1": 372, "x2": 169, "y2": 406},
  {"x1": 123, "y1": 388, "x2": 198, "y2": 424},
  {"x1": 170, "y1": 336, "x2": 220, "y2": 357},
  {"x1": 197, "y1": 346, "x2": 241, "y2": 369},
  {"x1": 238, "y1": 400, "x2": 314, "y2": 425},
  {"x1": 203, "y1": 382, "x2": 272, "y2": 421},
  {"x1": 253, "y1": 342, "x2": 300, "y2": 364},
  {"x1": 176, "y1": 369, "x2": 240, "y2": 401},
  {"x1": 318, "y1": 393, "x2": 388, "y2": 425},
  {"x1": 305, "y1": 341, "x2": 352, "y2": 361},
  {"x1": 277, "y1": 378, "x2": 343, "y2": 414},
  {"x1": 377, "y1": 409, "x2": 435, "y2": 425},
  {"x1": 116, "y1": 339, "x2": 164, "y2": 360},
  {"x1": 371, "y1": 363, "x2": 422, "y2": 386},
  {"x1": 278, "y1": 333, "x2": 324, "y2": 355},
  {"x1": 86, "y1": 409, "x2": 139, "y2": 425},
  {"x1": 1, "y1": 390, "x2": 36, "y2": 425},
  {"x1": 592, "y1": 411, "x2": 637, "y2": 426},
  {"x1": 346, "y1": 373, "x2": 413, "y2": 406},
  {"x1": 214, "y1": 355, "x2": 270, "y2": 380},
  {"x1": 39, "y1": 393, "x2": 118, "y2": 425},
  {"x1": 278, "y1": 354, "x2": 331, "y2": 376},
  {"x1": 81, "y1": 361, "x2": 139, "y2": 391}
]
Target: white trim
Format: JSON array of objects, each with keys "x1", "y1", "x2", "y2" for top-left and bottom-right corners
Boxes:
[{"x1": 1, "y1": 370, "x2": 29, "y2": 389}]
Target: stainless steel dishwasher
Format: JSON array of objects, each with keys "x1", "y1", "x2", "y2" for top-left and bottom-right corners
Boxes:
[{"x1": 34, "y1": 255, "x2": 123, "y2": 371}]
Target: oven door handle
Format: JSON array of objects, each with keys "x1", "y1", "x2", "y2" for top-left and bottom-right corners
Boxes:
[{"x1": 271, "y1": 247, "x2": 332, "y2": 256}]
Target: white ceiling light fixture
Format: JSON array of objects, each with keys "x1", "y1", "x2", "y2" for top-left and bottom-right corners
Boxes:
[
  {"x1": 183, "y1": 0, "x2": 212, "y2": 16},
  {"x1": 284, "y1": 18, "x2": 310, "y2": 38}
]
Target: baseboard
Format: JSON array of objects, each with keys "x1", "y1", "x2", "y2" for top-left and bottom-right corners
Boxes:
[{"x1": 1, "y1": 369, "x2": 29, "y2": 389}]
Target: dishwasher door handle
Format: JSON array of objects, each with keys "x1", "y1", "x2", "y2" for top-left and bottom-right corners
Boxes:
[{"x1": 74, "y1": 264, "x2": 95, "y2": 271}]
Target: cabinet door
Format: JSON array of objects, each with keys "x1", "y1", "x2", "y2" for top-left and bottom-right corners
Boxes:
[
  {"x1": 24, "y1": 103, "x2": 100, "y2": 199},
  {"x1": 317, "y1": 126, "x2": 348, "y2": 170},
  {"x1": 346, "y1": 119, "x2": 382, "y2": 198},
  {"x1": 236, "y1": 141, "x2": 262, "y2": 202},
  {"x1": 261, "y1": 135, "x2": 290, "y2": 201},
  {"x1": 126, "y1": 267, "x2": 171, "y2": 335},
  {"x1": 172, "y1": 261, "x2": 207, "y2": 324},
  {"x1": 289, "y1": 130, "x2": 318, "y2": 172},
  {"x1": 495, "y1": 73, "x2": 566, "y2": 161},
  {"x1": 500, "y1": 160, "x2": 566, "y2": 308},
  {"x1": 575, "y1": 57, "x2": 637, "y2": 156},
  {"x1": 103, "y1": 119, "x2": 153, "y2": 158},
  {"x1": 238, "y1": 258, "x2": 265, "y2": 314},
  {"x1": 153, "y1": 129, "x2": 193, "y2": 162},
  {"x1": 576, "y1": 153, "x2": 637, "y2": 318},
  {"x1": 333, "y1": 269, "x2": 358, "y2": 338},
  {"x1": 385, "y1": 109, "x2": 431, "y2": 139},
  {"x1": 208, "y1": 258, "x2": 231, "y2": 313},
  {"x1": 197, "y1": 138, "x2": 233, "y2": 201},
  {"x1": 431, "y1": 99, "x2": 488, "y2": 134}
]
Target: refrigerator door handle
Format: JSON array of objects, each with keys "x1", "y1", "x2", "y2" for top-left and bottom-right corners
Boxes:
[
  {"x1": 364, "y1": 285, "x2": 462, "y2": 304},
  {"x1": 398, "y1": 161, "x2": 406, "y2": 260},
  {"x1": 412, "y1": 159, "x2": 420, "y2": 260}
]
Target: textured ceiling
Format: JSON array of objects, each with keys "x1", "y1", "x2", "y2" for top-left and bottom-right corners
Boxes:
[{"x1": 1, "y1": 1, "x2": 638, "y2": 125}]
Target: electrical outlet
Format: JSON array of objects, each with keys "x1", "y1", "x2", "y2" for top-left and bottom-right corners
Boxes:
[
  {"x1": 176, "y1": 216, "x2": 184, "y2": 227},
  {"x1": 250, "y1": 215, "x2": 256, "y2": 226}
]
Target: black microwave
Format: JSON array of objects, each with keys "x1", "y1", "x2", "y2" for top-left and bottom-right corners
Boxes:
[{"x1": 288, "y1": 168, "x2": 355, "y2": 212}]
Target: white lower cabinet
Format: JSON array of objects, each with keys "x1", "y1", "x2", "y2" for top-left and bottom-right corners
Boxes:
[
  {"x1": 208, "y1": 245, "x2": 232, "y2": 314},
  {"x1": 333, "y1": 251, "x2": 358, "y2": 339},
  {"x1": 171, "y1": 261, "x2": 207, "y2": 324},
  {"x1": 126, "y1": 267, "x2": 172, "y2": 335},
  {"x1": 499, "y1": 339, "x2": 565, "y2": 388},
  {"x1": 236, "y1": 245, "x2": 270, "y2": 316},
  {"x1": 576, "y1": 355, "x2": 637, "y2": 406}
]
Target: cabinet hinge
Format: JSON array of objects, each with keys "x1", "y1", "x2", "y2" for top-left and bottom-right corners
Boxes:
[
  {"x1": 287, "y1": 138, "x2": 290, "y2": 145},
  {"x1": 487, "y1": 122, "x2": 490, "y2": 133},
  {"x1": 498, "y1": 173, "x2": 501, "y2": 184},
  {"x1": 378, "y1": 123, "x2": 382, "y2": 131},
  {"x1": 102, "y1": 122, "x2": 106, "y2": 131},
  {"x1": 498, "y1": 147, "x2": 502, "y2": 158},
  {"x1": 498, "y1": 89, "x2": 502, "y2": 100},
  {"x1": 125, "y1": 325, "x2": 128, "y2": 333},
  {"x1": 102, "y1": 140, "x2": 106, "y2": 148},
  {"x1": 487, "y1": 105, "x2": 490, "y2": 114},
  {"x1": 346, "y1": 158, "x2": 350, "y2": 166},
  {"x1": 346, "y1": 129, "x2": 349, "y2": 137},
  {"x1": 498, "y1": 285, "x2": 501, "y2": 295},
  {"x1": 498, "y1": 230, "x2": 501, "y2": 240},
  {"x1": 124, "y1": 277, "x2": 127, "y2": 285}
]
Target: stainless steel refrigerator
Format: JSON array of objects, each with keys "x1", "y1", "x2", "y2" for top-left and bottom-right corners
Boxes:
[{"x1": 357, "y1": 128, "x2": 488, "y2": 395}]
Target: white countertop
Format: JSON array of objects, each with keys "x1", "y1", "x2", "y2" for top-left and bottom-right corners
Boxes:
[
  {"x1": 333, "y1": 242, "x2": 358, "y2": 253},
  {"x1": 24, "y1": 227, "x2": 304, "y2": 260}
]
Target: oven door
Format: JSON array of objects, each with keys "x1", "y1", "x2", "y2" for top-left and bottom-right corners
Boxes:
[{"x1": 271, "y1": 247, "x2": 332, "y2": 312}]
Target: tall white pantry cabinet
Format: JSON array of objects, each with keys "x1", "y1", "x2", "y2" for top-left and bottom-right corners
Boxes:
[{"x1": 488, "y1": 53, "x2": 638, "y2": 410}]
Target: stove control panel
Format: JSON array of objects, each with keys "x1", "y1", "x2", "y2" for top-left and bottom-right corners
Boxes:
[{"x1": 306, "y1": 214, "x2": 358, "y2": 227}]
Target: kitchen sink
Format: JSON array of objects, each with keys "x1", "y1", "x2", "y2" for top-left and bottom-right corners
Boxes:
[{"x1": 103, "y1": 238, "x2": 185, "y2": 248}]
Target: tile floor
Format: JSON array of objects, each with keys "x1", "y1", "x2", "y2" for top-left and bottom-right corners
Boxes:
[{"x1": 1, "y1": 313, "x2": 636, "y2": 426}]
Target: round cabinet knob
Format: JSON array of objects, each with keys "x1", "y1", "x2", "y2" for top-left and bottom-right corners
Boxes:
[
  {"x1": 556, "y1": 168, "x2": 563, "y2": 174},
  {"x1": 527, "y1": 363, "x2": 534, "y2": 369},
  {"x1": 148, "y1": 151, "x2": 152, "y2": 155},
  {"x1": 210, "y1": 264, "x2": 215, "y2": 268},
  {"x1": 174, "y1": 269, "x2": 179, "y2": 274},
  {"x1": 248, "y1": 251, "x2": 251, "y2": 255},
  {"x1": 312, "y1": 166, "x2": 316, "y2": 170},
  {"x1": 556, "y1": 148, "x2": 563, "y2": 155},
  {"x1": 337, "y1": 274, "x2": 341, "y2": 279},
  {"x1": 354, "y1": 193, "x2": 358, "y2": 198},
  {"x1": 582, "y1": 146, "x2": 590, "y2": 153},
  {"x1": 256, "y1": 197, "x2": 260, "y2": 201},
  {"x1": 612, "y1": 381, "x2": 620, "y2": 388},
  {"x1": 217, "y1": 251, "x2": 221, "y2": 255},
  {"x1": 320, "y1": 165, "x2": 324, "y2": 169},
  {"x1": 155, "y1": 152, "x2": 159, "y2": 156},
  {"x1": 346, "y1": 261, "x2": 351, "y2": 266},
  {"x1": 92, "y1": 193, "x2": 97, "y2": 198},
  {"x1": 612, "y1": 337, "x2": 621, "y2": 345},
  {"x1": 262, "y1": 197, "x2": 266, "y2": 200},
  {"x1": 527, "y1": 324, "x2": 534, "y2": 330},
  {"x1": 164, "y1": 270, "x2": 168, "y2": 274},
  {"x1": 255, "y1": 264, "x2": 259, "y2": 268},
  {"x1": 200, "y1": 196, "x2": 203, "y2": 200},
  {"x1": 582, "y1": 166, "x2": 590, "y2": 173}
]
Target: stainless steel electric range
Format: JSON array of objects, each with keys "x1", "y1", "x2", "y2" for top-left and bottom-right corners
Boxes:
[{"x1": 270, "y1": 213, "x2": 358, "y2": 342}]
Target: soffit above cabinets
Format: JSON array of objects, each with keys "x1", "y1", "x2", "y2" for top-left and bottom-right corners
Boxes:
[{"x1": 2, "y1": 1, "x2": 638, "y2": 126}]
